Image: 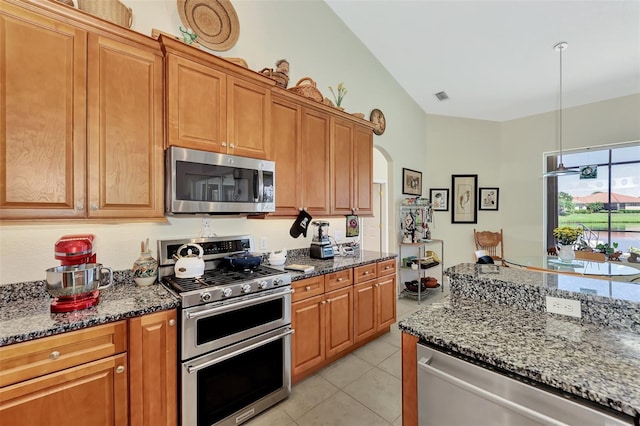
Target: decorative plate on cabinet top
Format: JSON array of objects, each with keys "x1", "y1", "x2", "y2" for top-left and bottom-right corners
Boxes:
[
  {"x1": 176, "y1": 0, "x2": 240, "y2": 51},
  {"x1": 370, "y1": 108, "x2": 386, "y2": 135}
]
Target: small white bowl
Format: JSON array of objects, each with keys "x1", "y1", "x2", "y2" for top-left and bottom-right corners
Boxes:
[{"x1": 269, "y1": 258, "x2": 286, "y2": 266}]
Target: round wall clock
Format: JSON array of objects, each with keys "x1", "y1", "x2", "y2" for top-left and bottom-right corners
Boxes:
[{"x1": 370, "y1": 108, "x2": 386, "y2": 135}]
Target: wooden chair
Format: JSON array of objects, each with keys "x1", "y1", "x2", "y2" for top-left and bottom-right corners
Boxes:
[
  {"x1": 474, "y1": 229, "x2": 504, "y2": 264},
  {"x1": 574, "y1": 250, "x2": 606, "y2": 262}
]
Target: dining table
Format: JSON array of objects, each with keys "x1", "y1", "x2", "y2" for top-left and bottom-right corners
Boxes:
[{"x1": 504, "y1": 255, "x2": 640, "y2": 280}]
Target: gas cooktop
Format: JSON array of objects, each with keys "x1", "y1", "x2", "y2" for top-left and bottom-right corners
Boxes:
[{"x1": 157, "y1": 235, "x2": 292, "y2": 308}]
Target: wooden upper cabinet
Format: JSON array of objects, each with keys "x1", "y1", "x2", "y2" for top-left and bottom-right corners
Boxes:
[
  {"x1": 330, "y1": 118, "x2": 354, "y2": 215},
  {"x1": 166, "y1": 54, "x2": 227, "y2": 152},
  {"x1": 227, "y1": 76, "x2": 271, "y2": 159},
  {"x1": 163, "y1": 38, "x2": 272, "y2": 159},
  {"x1": 86, "y1": 33, "x2": 164, "y2": 218},
  {"x1": 353, "y1": 125, "x2": 373, "y2": 215},
  {"x1": 270, "y1": 95, "x2": 302, "y2": 216},
  {"x1": 330, "y1": 119, "x2": 373, "y2": 216},
  {"x1": 301, "y1": 107, "x2": 331, "y2": 216},
  {"x1": 0, "y1": 4, "x2": 87, "y2": 219}
]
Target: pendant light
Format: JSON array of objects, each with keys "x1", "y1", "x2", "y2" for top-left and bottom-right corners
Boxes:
[{"x1": 544, "y1": 41, "x2": 579, "y2": 177}]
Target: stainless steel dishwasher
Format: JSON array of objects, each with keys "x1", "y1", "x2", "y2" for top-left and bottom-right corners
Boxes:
[{"x1": 417, "y1": 343, "x2": 634, "y2": 425}]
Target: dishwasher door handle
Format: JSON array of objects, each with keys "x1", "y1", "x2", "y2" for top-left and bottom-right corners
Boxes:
[{"x1": 417, "y1": 357, "x2": 570, "y2": 426}]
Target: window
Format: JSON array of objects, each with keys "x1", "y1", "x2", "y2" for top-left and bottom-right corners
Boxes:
[{"x1": 546, "y1": 143, "x2": 640, "y2": 255}]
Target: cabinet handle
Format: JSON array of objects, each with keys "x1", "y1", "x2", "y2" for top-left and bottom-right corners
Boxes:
[
  {"x1": 75, "y1": 202, "x2": 83, "y2": 210},
  {"x1": 385, "y1": 266, "x2": 390, "y2": 270},
  {"x1": 91, "y1": 203, "x2": 98, "y2": 211},
  {"x1": 375, "y1": 283, "x2": 379, "y2": 287},
  {"x1": 306, "y1": 286, "x2": 311, "y2": 291},
  {"x1": 230, "y1": 143, "x2": 235, "y2": 148},
  {"x1": 364, "y1": 271, "x2": 370, "y2": 275},
  {"x1": 338, "y1": 277, "x2": 343, "y2": 282},
  {"x1": 49, "y1": 351, "x2": 60, "y2": 360},
  {"x1": 326, "y1": 299, "x2": 331, "y2": 303},
  {"x1": 321, "y1": 301, "x2": 326, "y2": 305},
  {"x1": 169, "y1": 319, "x2": 176, "y2": 326},
  {"x1": 116, "y1": 365, "x2": 125, "y2": 374},
  {"x1": 221, "y1": 141, "x2": 227, "y2": 147}
]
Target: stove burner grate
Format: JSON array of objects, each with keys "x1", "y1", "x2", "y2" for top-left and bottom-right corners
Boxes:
[{"x1": 164, "y1": 265, "x2": 284, "y2": 293}]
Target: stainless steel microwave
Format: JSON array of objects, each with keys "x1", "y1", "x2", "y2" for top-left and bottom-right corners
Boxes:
[{"x1": 166, "y1": 147, "x2": 275, "y2": 214}]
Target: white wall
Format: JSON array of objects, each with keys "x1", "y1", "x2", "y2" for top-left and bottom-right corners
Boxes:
[
  {"x1": 425, "y1": 94, "x2": 640, "y2": 267},
  {"x1": 0, "y1": 0, "x2": 425, "y2": 285}
]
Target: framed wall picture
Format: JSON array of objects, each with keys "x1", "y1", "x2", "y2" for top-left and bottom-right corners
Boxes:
[
  {"x1": 479, "y1": 187, "x2": 499, "y2": 211},
  {"x1": 451, "y1": 174, "x2": 477, "y2": 223},
  {"x1": 402, "y1": 168, "x2": 422, "y2": 196},
  {"x1": 429, "y1": 188, "x2": 449, "y2": 211}
]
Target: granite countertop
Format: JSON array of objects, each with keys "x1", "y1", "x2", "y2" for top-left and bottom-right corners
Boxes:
[
  {"x1": 269, "y1": 249, "x2": 397, "y2": 280},
  {"x1": 399, "y1": 263, "x2": 640, "y2": 419},
  {"x1": 0, "y1": 270, "x2": 179, "y2": 347},
  {"x1": 0, "y1": 250, "x2": 396, "y2": 347}
]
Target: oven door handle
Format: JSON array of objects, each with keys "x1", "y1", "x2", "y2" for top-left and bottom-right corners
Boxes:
[
  {"x1": 186, "y1": 328, "x2": 295, "y2": 374},
  {"x1": 185, "y1": 288, "x2": 293, "y2": 320}
]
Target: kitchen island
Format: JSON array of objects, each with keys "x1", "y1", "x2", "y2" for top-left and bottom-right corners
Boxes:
[{"x1": 399, "y1": 263, "x2": 640, "y2": 425}]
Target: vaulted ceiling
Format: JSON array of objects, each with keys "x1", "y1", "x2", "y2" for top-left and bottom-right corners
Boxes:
[{"x1": 325, "y1": 1, "x2": 640, "y2": 122}]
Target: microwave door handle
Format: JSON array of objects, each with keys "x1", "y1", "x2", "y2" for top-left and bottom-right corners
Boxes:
[{"x1": 254, "y1": 170, "x2": 262, "y2": 202}]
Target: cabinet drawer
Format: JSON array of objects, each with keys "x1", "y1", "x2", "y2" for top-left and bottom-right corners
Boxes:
[
  {"x1": 325, "y1": 269, "x2": 353, "y2": 292},
  {"x1": 292, "y1": 275, "x2": 325, "y2": 302},
  {"x1": 377, "y1": 259, "x2": 397, "y2": 277},
  {"x1": 0, "y1": 321, "x2": 127, "y2": 387},
  {"x1": 353, "y1": 264, "x2": 377, "y2": 284}
]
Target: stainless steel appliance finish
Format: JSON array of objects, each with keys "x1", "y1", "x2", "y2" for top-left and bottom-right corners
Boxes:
[
  {"x1": 158, "y1": 235, "x2": 293, "y2": 426},
  {"x1": 417, "y1": 343, "x2": 633, "y2": 425},
  {"x1": 166, "y1": 146, "x2": 275, "y2": 214}
]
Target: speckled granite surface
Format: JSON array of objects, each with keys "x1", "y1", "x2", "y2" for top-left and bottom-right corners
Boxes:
[
  {"x1": 269, "y1": 249, "x2": 397, "y2": 281},
  {"x1": 0, "y1": 251, "x2": 395, "y2": 347},
  {"x1": 0, "y1": 270, "x2": 179, "y2": 347},
  {"x1": 399, "y1": 263, "x2": 640, "y2": 419}
]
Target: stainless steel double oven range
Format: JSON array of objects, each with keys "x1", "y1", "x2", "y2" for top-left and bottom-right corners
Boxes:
[{"x1": 158, "y1": 235, "x2": 293, "y2": 426}]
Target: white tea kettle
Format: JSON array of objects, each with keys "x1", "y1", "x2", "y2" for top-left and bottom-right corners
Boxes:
[{"x1": 173, "y1": 243, "x2": 205, "y2": 278}]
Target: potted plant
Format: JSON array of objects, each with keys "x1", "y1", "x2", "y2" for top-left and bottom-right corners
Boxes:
[
  {"x1": 552, "y1": 226, "x2": 582, "y2": 262},
  {"x1": 595, "y1": 242, "x2": 618, "y2": 255}
]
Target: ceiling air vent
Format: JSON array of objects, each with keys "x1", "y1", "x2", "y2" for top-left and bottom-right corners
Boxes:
[{"x1": 434, "y1": 91, "x2": 449, "y2": 101}]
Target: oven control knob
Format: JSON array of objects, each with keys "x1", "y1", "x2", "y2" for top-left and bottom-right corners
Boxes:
[
  {"x1": 273, "y1": 278, "x2": 283, "y2": 286},
  {"x1": 222, "y1": 288, "x2": 233, "y2": 298},
  {"x1": 201, "y1": 292, "x2": 212, "y2": 302},
  {"x1": 258, "y1": 280, "x2": 268, "y2": 289},
  {"x1": 241, "y1": 284, "x2": 252, "y2": 293}
]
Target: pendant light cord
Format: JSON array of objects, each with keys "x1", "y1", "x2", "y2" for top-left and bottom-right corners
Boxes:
[{"x1": 559, "y1": 43, "x2": 564, "y2": 166}]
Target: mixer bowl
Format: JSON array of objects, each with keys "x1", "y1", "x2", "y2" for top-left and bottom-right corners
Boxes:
[{"x1": 45, "y1": 263, "x2": 113, "y2": 298}]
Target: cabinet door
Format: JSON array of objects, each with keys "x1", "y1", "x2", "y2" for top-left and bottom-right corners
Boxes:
[
  {"x1": 0, "y1": 4, "x2": 86, "y2": 219},
  {"x1": 376, "y1": 274, "x2": 397, "y2": 330},
  {"x1": 227, "y1": 76, "x2": 271, "y2": 159},
  {"x1": 330, "y1": 118, "x2": 354, "y2": 215},
  {"x1": 353, "y1": 280, "x2": 376, "y2": 343},
  {"x1": 325, "y1": 286, "x2": 354, "y2": 358},
  {"x1": 0, "y1": 353, "x2": 128, "y2": 426},
  {"x1": 353, "y1": 125, "x2": 373, "y2": 215},
  {"x1": 86, "y1": 34, "x2": 164, "y2": 218},
  {"x1": 166, "y1": 54, "x2": 227, "y2": 152},
  {"x1": 291, "y1": 294, "x2": 325, "y2": 377},
  {"x1": 301, "y1": 107, "x2": 331, "y2": 216},
  {"x1": 270, "y1": 95, "x2": 302, "y2": 216},
  {"x1": 129, "y1": 310, "x2": 178, "y2": 426}
]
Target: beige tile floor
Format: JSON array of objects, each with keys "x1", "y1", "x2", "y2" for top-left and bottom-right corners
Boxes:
[{"x1": 246, "y1": 286, "x2": 450, "y2": 426}]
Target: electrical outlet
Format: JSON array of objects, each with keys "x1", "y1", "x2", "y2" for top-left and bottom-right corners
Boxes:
[
  {"x1": 259, "y1": 237, "x2": 268, "y2": 251},
  {"x1": 545, "y1": 296, "x2": 581, "y2": 318}
]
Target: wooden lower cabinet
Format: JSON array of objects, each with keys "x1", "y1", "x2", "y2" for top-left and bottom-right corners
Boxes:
[
  {"x1": 292, "y1": 261, "x2": 396, "y2": 383},
  {"x1": 0, "y1": 310, "x2": 178, "y2": 426},
  {"x1": 354, "y1": 274, "x2": 397, "y2": 343},
  {"x1": 0, "y1": 353, "x2": 128, "y2": 426},
  {"x1": 129, "y1": 310, "x2": 178, "y2": 426}
]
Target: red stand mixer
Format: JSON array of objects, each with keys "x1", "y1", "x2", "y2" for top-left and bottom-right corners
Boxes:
[{"x1": 47, "y1": 234, "x2": 112, "y2": 313}]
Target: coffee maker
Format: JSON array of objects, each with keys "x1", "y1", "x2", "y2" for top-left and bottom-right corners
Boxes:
[
  {"x1": 50, "y1": 234, "x2": 100, "y2": 312},
  {"x1": 310, "y1": 221, "x2": 334, "y2": 259}
]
